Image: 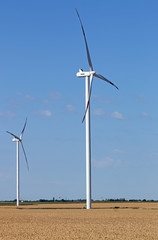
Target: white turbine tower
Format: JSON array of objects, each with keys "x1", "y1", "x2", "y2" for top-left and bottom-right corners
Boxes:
[
  {"x1": 76, "y1": 9, "x2": 118, "y2": 209},
  {"x1": 6, "y1": 118, "x2": 29, "y2": 207}
]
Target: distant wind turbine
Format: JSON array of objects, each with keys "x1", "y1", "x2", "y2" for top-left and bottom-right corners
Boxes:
[
  {"x1": 76, "y1": 9, "x2": 118, "y2": 209},
  {"x1": 6, "y1": 118, "x2": 29, "y2": 207}
]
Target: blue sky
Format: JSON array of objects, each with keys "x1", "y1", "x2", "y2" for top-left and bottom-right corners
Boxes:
[{"x1": 1, "y1": 0, "x2": 158, "y2": 201}]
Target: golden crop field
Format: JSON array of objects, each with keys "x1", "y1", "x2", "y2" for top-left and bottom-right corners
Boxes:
[{"x1": 0, "y1": 202, "x2": 158, "y2": 240}]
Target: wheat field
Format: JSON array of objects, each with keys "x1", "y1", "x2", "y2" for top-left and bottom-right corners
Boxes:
[{"x1": 0, "y1": 202, "x2": 158, "y2": 239}]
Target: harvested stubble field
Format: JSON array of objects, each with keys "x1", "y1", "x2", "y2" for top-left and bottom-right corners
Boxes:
[{"x1": 0, "y1": 202, "x2": 158, "y2": 239}]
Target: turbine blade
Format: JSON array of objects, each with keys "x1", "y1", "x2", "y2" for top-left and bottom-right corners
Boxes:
[
  {"x1": 82, "y1": 74, "x2": 94, "y2": 123},
  {"x1": 6, "y1": 131, "x2": 20, "y2": 140},
  {"x1": 20, "y1": 118, "x2": 27, "y2": 140},
  {"x1": 20, "y1": 141, "x2": 29, "y2": 171},
  {"x1": 75, "y1": 8, "x2": 93, "y2": 71},
  {"x1": 94, "y1": 73, "x2": 119, "y2": 90}
]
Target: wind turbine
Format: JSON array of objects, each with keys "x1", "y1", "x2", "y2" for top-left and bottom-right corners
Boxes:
[
  {"x1": 76, "y1": 9, "x2": 118, "y2": 209},
  {"x1": 6, "y1": 118, "x2": 29, "y2": 207}
]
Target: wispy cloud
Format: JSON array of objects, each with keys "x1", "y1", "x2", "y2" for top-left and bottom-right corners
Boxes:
[
  {"x1": 65, "y1": 104, "x2": 77, "y2": 113},
  {"x1": 7, "y1": 98, "x2": 21, "y2": 109},
  {"x1": 141, "y1": 112, "x2": 148, "y2": 118},
  {"x1": 39, "y1": 110, "x2": 52, "y2": 117},
  {"x1": 0, "y1": 112, "x2": 4, "y2": 117},
  {"x1": 111, "y1": 111, "x2": 124, "y2": 120},
  {"x1": 24, "y1": 94, "x2": 34, "y2": 100},
  {"x1": 42, "y1": 99, "x2": 52, "y2": 105},
  {"x1": 6, "y1": 111, "x2": 15, "y2": 117},
  {"x1": 92, "y1": 109, "x2": 125, "y2": 120},
  {"x1": 137, "y1": 94, "x2": 149, "y2": 104},
  {"x1": 0, "y1": 110, "x2": 15, "y2": 118},
  {"x1": 16, "y1": 92, "x2": 35, "y2": 100},
  {"x1": 0, "y1": 172, "x2": 12, "y2": 180},
  {"x1": 93, "y1": 157, "x2": 114, "y2": 168},
  {"x1": 92, "y1": 108, "x2": 105, "y2": 116},
  {"x1": 113, "y1": 149, "x2": 128, "y2": 154},
  {"x1": 92, "y1": 94, "x2": 112, "y2": 105},
  {"x1": 145, "y1": 152, "x2": 158, "y2": 158},
  {"x1": 92, "y1": 157, "x2": 121, "y2": 168},
  {"x1": 49, "y1": 91, "x2": 61, "y2": 100}
]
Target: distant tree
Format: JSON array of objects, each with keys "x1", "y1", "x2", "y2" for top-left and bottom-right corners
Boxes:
[{"x1": 39, "y1": 199, "x2": 47, "y2": 202}]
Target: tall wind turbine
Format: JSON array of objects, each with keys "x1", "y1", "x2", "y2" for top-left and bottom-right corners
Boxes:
[
  {"x1": 76, "y1": 9, "x2": 118, "y2": 209},
  {"x1": 6, "y1": 118, "x2": 29, "y2": 207}
]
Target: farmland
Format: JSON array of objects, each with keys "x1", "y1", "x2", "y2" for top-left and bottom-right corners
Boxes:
[{"x1": 0, "y1": 202, "x2": 158, "y2": 239}]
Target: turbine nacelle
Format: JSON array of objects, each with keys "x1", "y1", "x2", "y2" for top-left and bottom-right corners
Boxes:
[
  {"x1": 12, "y1": 138, "x2": 19, "y2": 142},
  {"x1": 77, "y1": 69, "x2": 95, "y2": 77}
]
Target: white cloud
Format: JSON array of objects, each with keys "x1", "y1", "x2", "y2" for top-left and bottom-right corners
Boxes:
[
  {"x1": 146, "y1": 152, "x2": 158, "y2": 158},
  {"x1": 93, "y1": 157, "x2": 122, "y2": 168},
  {"x1": 42, "y1": 99, "x2": 52, "y2": 105},
  {"x1": 111, "y1": 111, "x2": 124, "y2": 120},
  {"x1": 17, "y1": 92, "x2": 35, "y2": 100},
  {"x1": 92, "y1": 109, "x2": 125, "y2": 119},
  {"x1": 93, "y1": 157, "x2": 115, "y2": 168},
  {"x1": 0, "y1": 111, "x2": 15, "y2": 118},
  {"x1": 7, "y1": 111, "x2": 15, "y2": 117},
  {"x1": 65, "y1": 104, "x2": 77, "y2": 112},
  {"x1": 24, "y1": 94, "x2": 34, "y2": 100},
  {"x1": 137, "y1": 94, "x2": 149, "y2": 104},
  {"x1": 92, "y1": 108, "x2": 105, "y2": 116},
  {"x1": 49, "y1": 91, "x2": 61, "y2": 100},
  {"x1": 39, "y1": 110, "x2": 52, "y2": 117},
  {"x1": 0, "y1": 172, "x2": 12, "y2": 180},
  {"x1": 92, "y1": 95, "x2": 111, "y2": 105},
  {"x1": 113, "y1": 149, "x2": 128, "y2": 154},
  {"x1": 141, "y1": 112, "x2": 148, "y2": 118}
]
